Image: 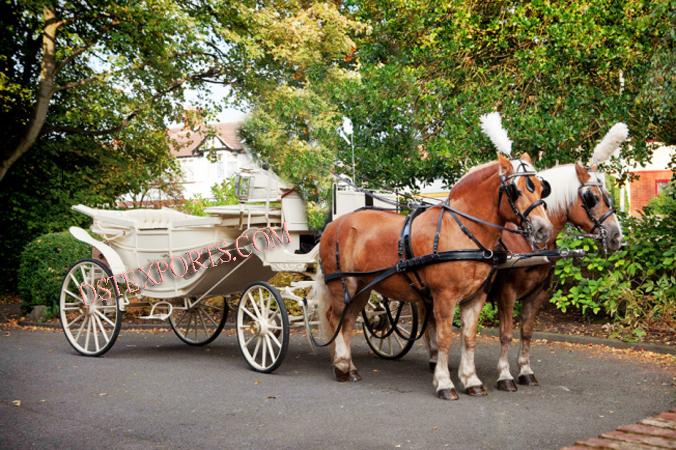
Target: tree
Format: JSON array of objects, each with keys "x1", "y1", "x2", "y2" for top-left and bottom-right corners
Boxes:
[
  {"x1": 241, "y1": 0, "x2": 674, "y2": 199},
  {"x1": 0, "y1": 1, "x2": 365, "y2": 290}
]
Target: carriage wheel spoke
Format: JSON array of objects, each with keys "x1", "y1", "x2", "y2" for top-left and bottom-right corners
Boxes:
[
  {"x1": 91, "y1": 315, "x2": 101, "y2": 351},
  {"x1": 244, "y1": 333, "x2": 257, "y2": 346},
  {"x1": 261, "y1": 338, "x2": 267, "y2": 367},
  {"x1": 67, "y1": 313, "x2": 84, "y2": 328},
  {"x1": 268, "y1": 331, "x2": 282, "y2": 349},
  {"x1": 64, "y1": 289, "x2": 83, "y2": 302},
  {"x1": 95, "y1": 309, "x2": 115, "y2": 327},
  {"x1": 84, "y1": 318, "x2": 92, "y2": 352},
  {"x1": 94, "y1": 313, "x2": 110, "y2": 344},
  {"x1": 248, "y1": 292, "x2": 262, "y2": 318},
  {"x1": 199, "y1": 307, "x2": 220, "y2": 328},
  {"x1": 196, "y1": 308, "x2": 209, "y2": 338},
  {"x1": 242, "y1": 304, "x2": 258, "y2": 321},
  {"x1": 393, "y1": 332, "x2": 404, "y2": 350},
  {"x1": 252, "y1": 336, "x2": 262, "y2": 360},
  {"x1": 265, "y1": 335, "x2": 276, "y2": 361}
]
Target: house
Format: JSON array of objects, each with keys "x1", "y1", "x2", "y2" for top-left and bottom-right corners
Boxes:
[
  {"x1": 168, "y1": 121, "x2": 256, "y2": 199},
  {"x1": 620, "y1": 143, "x2": 674, "y2": 216}
]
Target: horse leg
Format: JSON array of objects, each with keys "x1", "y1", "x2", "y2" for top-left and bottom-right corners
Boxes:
[
  {"x1": 432, "y1": 293, "x2": 459, "y2": 400},
  {"x1": 331, "y1": 288, "x2": 369, "y2": 383},
  {"x1": 459, "y1": 293, "x2": 488, "y2": 396},
  {"x1": 423, "y1": 314, "x2": 438, "y2": 372},
  {"x1": 496, "y1": 286, "x2": 518, "y2": 392},
  {"x1": 517, "y1": 288, "x2": 548, "y2": 386}
]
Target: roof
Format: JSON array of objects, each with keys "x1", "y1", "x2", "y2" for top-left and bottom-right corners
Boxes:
[{"x1": 167, "y1": 122, "x2": 244, "y2": 158}]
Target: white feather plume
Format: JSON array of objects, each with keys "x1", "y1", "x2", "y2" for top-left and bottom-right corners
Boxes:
[
  {"x1": 480, "y1": 112, "x2": 512, "y2": 155},
  {"x1": 592, "y1": 122, "x2": 628, "y2": 165}
]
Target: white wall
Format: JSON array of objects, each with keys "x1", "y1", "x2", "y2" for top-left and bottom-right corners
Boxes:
[{"x1": 179, "y1": 149, "x2": 255, "y2": 199}]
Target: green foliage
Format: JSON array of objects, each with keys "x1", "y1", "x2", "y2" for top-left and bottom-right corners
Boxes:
[
  {"x1": 181, "y1": 179, "x2": 239, "y2": 216},
  {"x1": 552, "y1": 185, "x2": 675, "y2": 332},
  {"x1": 242, "y1": 0, "x2": 674, "y2": 200},
  {"x1": 17, "y1": 231, "x2": 90, "y2": 313}
]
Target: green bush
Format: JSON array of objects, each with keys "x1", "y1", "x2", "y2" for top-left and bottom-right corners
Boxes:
[
  {"x1": 17, "y1": 231, "x2": 90, "y2": 313},
  {"x1": 551, "y1": 182, "x2": 676, "y2": 335},
  {"x1": 182, "y1": 179, "x2": 239, "y2": 216}
]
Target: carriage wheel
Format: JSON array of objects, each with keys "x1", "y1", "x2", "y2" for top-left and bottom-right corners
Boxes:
[
  {"x1": 169, "y1": 296, "x2": 228, "y2": 346},
  {"x1": 59, "y1": 259, "x2": 122, "y2": 357},
  {"x1": 236, "y1": 282, "x2": 289, "y2": 373},
  {"x1": 362, "y1": 295, "x2": 419, "y2": 360}
]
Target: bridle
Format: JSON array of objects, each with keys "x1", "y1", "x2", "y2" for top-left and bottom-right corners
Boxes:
[
  {"x1": 497, "y1": 160, "x2": 551, "y2": 239},
  {"x1": 577, "y1": 176, "x2": 616, "y2": 252}
]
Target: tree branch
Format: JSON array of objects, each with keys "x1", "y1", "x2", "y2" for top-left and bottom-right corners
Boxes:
[{"x1": 0, "y1": 6, "x2": 59, "y2": 182}]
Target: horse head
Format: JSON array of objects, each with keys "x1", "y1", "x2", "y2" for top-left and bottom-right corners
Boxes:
[{"x1": 497, "y1": 152, "x2": 553, "y2": 247}]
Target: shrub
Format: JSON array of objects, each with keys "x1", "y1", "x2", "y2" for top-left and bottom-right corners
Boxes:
[
  {"x1": 17, "y1": 231, "x2": 90, "y2": 313},
  {"x1": 551, "y1": 182, "x2": 676, "y2": 335},
  {"x1": 182, "y1": 179, "x2": 238, "y2": 216}
]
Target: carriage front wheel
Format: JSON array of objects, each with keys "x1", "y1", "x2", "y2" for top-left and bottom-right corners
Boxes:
[
  {"x1": 60, "y1": 259, "x2": 122, "y2": 356},
  {"x1": 169, "y1": 296, "x2": 228, "y2": 346},
  {"x1": 236, "y1": 282, "x2": 289, "y2": 373}
]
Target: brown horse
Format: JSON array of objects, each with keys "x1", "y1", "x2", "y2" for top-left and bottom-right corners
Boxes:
[
  {"x1": 492, "y1": 161, "x2": 623, "y2": 391},
  {"x1": 313, "y1": 152, "x2": 553, "y2": 400}
]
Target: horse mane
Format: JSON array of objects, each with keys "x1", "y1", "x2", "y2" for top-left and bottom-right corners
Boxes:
[{"x1": 539, "y1": 164, "x2": 581, "y2": 214}]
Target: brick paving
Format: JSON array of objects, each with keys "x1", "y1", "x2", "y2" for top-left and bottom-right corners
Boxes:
[{"x1": 562, "y1": 409, "x2": 676, "y2": 449}]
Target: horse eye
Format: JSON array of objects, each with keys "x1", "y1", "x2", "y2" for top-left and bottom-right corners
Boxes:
[{"x1": 525, "y1": 177, "x2": 535, "y2": 193}]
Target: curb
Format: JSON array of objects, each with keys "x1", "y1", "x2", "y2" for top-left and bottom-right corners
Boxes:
[
  {"x1": 14, "y1": 320, "x2": 676, "y2": 356},
  {"x1": 479, "y1": 327, "x2": 676, "y2": 356}
]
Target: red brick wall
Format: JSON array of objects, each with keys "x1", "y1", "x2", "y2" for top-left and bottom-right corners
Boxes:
[{"x1": 629, "y1": 170, "x2": 672, "y2": 216}]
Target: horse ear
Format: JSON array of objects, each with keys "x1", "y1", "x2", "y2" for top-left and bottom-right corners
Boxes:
[
  {"x1": 575, "y1": 162, "x2": 591, "y2": 183},
  {"x1": 519, "y1": 152, "x2": 532, "y2": 164},
  {"x1": 498, "y1": 152, "x2": 513, "y2": 175}
]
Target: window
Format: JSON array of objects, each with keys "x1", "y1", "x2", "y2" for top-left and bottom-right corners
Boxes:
[{"x1": 656, "y1": 179, "x2": 669, "y2": 195}]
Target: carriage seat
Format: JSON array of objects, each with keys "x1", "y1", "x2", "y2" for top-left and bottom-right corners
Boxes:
[{"x1": 72, "y1": 204, "x2": 221, "y2": 230}]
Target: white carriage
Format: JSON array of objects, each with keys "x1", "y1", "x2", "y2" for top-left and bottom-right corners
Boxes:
[{"x1": 61, "y1": 167, "x2": 323, "y2": 372}]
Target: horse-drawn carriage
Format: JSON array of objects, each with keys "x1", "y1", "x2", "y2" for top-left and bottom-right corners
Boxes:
[{"x1": 60, "y1": 113, "x2": 624, "y2": 398}]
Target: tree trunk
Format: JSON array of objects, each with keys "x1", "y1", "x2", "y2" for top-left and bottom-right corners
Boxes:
[{"x1": 0, "y1": 7, "x2": 59, "y2": 182}]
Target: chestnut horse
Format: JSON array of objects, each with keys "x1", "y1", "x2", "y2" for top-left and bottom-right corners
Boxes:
[
  {"x1": 491, "y1": 124, "x2": 627, "y2": 390},
  {"x1": 314, "y1": 152, "x2": 553, "y2": 400}
]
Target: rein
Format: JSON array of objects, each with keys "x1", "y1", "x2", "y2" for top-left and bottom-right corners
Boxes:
[{"x1": 308, "y1": 163, "x2": 548, "y2": 348}]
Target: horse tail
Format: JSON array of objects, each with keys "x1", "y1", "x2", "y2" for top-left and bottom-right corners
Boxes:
[{"x1": 311, "y1": 262, "x2": 333, "y2": 339}]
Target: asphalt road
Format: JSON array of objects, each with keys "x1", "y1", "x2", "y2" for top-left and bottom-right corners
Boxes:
[{"x1": 0, "y1": 328, "x2": 673, "y2": 450}]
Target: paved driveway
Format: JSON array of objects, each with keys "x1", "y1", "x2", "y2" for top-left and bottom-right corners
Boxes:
[{"x1": 0, "y1": 329, "x2": 673, "y2": 449}]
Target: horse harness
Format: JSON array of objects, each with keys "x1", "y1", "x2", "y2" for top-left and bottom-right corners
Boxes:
[
  {"x1": 577, "y1": 176, "x2": 616, "y2": 252},
  {"x1": 311, "y1": 162, "x2": 549, "y2": 347}
]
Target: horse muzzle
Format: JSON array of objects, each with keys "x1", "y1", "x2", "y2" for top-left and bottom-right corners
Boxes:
[
  {"x1": 529, "y1": 217, "x2": 553, "y2": 247},
  {"x1": 606, "y1": 224, "x2": 623, "y2": 252}
]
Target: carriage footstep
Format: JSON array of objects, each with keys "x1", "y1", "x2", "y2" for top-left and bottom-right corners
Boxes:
[
  {"x1": 517, "y1": 374, "x2": 539, "y2": 386},
  {"x1": 436, "y1": 388, "x2": 459, "y2": 400},
  {"x1": 496, "y1": 379, "x2": 518, "y2": 392},
  {"x1": 465, "y1": 385, "x2": 488, "y2": 396}
]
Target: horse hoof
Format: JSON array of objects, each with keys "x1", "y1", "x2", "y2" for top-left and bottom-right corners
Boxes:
[
  {"x1": 517, "y1": 374, "x2": 539, "y2": 386},
  {"x1": 437, "y1": 388, "x2": 459, "y2": 400},
  {"x1": 349, "y1": 370, "x2": 362, "y2": 382},
  {"x1": 497, "y1": 379, "x2": 518, "y2": 392},
  {"x1": 429, "y1": 362, "x2": 436, "y2": 372},
  {"x1": 465, "y1": 385, "x2": 488, "y2": 396},
  {"x1": 334, "y1": 367, "x2": 350, "y2": 382}
]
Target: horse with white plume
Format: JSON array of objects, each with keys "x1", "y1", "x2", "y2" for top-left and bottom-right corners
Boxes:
[
  {"x1": 488, "y1": 122, "x2": 627, "y2": 391},
  {"x1": 313, "y1": 112, "x2": 553, "y2": 399}
]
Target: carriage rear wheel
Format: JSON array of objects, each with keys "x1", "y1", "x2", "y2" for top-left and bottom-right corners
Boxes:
[
  {"x1": 169, "y1": 296, "x2": 228, "y2": 346},
  {"x1": 362, "y1": 295, "x2": 419, "y2": 360},
  {"x1": 236, "y1": 282, "x2": 289, "y2": 373},
  {"x1": 60, "y1": 259, "x2": 122, "y2": 357}
]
